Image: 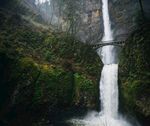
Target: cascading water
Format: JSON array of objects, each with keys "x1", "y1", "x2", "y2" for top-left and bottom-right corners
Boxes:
[
  {"x1": 99, "y1": 0, "x2": 119, "y2": 119},
  {"x1": 69, "y1": 0, "x2": 138, "y2": 126},
  {"x1": 99, "y1": 64, "x2": 118, "y2": 118}
]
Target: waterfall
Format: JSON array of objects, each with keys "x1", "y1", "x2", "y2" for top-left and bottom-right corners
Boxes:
[
  {"x1": 69, "y1": 0, "x2": 137, "y2": 125},
  {"x1": 99, "y1": 0, "x2": 119, "y2": 118},
  {"x1": 96, "y1": 0, "x2": 131, "y2": 125},
  {"x1": 99, "y1": 64, "x2": 118, "y2": 118}
]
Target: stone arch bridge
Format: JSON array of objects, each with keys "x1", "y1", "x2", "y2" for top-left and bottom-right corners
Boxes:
[
  {"x1": 91, "y1": 40, "x2": 125, "y2": 49},
  {"x1": 89, "y1": 34, "x2": 128, "y2": 49}
]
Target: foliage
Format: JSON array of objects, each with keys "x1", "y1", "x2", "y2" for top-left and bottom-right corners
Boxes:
[
  {"x1": 0, "y1": 8, "x2": 101, "y2": 125},
  {"x1": 74, "y1": 73, "x2": 98, "y2": 107},
  {"x1": 119, "y1": 23, "x2": 150, "y2": 125}
]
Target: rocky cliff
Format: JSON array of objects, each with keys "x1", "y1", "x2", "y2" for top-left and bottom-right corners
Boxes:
[
  {"x1": 22, "y1": 0, "x2": 141, "y2": 43},
  {"x1": 119, "y1": 22, "x2": 150, "y2": 126},
  {"x1": 0, "y1": 0, "x2": 149, "y2": 126},
  {"x1": 0, "y1": 4, "x2": 101, "y2": 125}
]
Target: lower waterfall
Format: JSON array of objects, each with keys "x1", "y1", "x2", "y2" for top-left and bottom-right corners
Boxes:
[{"x1": 99, "y1": 64, "x2": 118, "y2": 118}]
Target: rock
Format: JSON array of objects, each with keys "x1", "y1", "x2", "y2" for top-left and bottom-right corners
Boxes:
[{"x1": 119, "y1": 23, "x2": 150, "y2": 126}]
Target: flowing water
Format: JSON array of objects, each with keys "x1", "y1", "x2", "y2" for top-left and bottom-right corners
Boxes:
[
  {"x1": 68, "y1": 0, "x2": 135, "y2": 126},
  {"x1": 99, "y1": 0, "x2": 119, "y2": 119}
]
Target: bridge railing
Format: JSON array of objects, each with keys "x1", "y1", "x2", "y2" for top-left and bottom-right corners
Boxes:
[{"x1": 90, "y1": 40, "x2": 126, "y2": 49}]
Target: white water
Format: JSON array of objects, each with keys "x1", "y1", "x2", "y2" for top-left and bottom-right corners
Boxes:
[
  {"x1": 69, "y1": 0, "x2": 136, "y2": 126},
  {"x1": 99, "y1": 0, "x2": 119, "y2": 119},
  {"x1": 100, "y1": 64, "x2": 118, "y2": 118},
  {"x1": 35, "y1": 0, "x2": 50, "y2": 5}
]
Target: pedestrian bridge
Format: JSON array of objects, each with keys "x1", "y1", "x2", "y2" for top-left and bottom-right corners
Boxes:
[
  {"x1": 88, "y1": 33, "x2": 130, "y2": 49},
  {"x1": 91, "y1": 40, "x2": 125, "y2": 49}
]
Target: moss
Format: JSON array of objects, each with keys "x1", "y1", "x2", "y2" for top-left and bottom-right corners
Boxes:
[
  {"x1": 119, "y1": 23, "x2": 150, "y2": 125},
  {"x1": 33, "y1": 65, "x2": 74, "y2": 107},
  {"x1": 0, "y1": 7, "x2": 101, "y2": 125},
  {"x1": 74, "y1": 73, "x2": 98, "y2": 108},
  {"x1": 122, "y1": 79, "x2": 150, "y2": 111}
]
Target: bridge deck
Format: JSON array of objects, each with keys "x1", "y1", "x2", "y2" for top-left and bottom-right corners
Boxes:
[{"x1": 91, "y1": 40, "x2": 125, "y2": 49}]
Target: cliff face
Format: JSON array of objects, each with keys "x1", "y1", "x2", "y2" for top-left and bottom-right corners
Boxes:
[
  {"x1": 0, "y1": 6, "x2": 101, "y2": 125},
  {"x1": 119, "y1": 23, "x2": 150, "y2": 126},
  {"x1": 110, "y1": 0, "x2": 140, "y2": 39},
  {"x1": 0, "y1": 0, "x2": 149, "y2": 126},
  {"x1": 22, "y1": 0, "x2": 140, "y2": 43}
]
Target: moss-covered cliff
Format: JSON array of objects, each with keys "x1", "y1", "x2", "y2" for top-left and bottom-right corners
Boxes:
[
  {"x1": 0, "y1": 1, "x2": 150, "y2": 126},
  {"x1": 119, "y1": 22, "x2": 150, "y2": 126},
  {"x1": 0, "y1": 8, "x2": 101, "y2": 125}
]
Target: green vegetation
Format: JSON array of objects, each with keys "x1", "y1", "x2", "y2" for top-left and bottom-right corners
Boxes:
[
  {"x1": 0, "y1": 1, "x2": 149, "y2": 126},
  {"x1": 0, "y1": 7, "x2": 101, "y2": 125},
  {"x1": 119, "y1": 23, "x2": 150, "y2": 125}
]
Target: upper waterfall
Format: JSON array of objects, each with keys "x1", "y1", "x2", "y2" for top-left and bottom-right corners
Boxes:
[
  {"x1": 102, "y1": 0, "x2": 113, "y2": 41},
  {"x1": 98, "y1": 0, "x2": 115, "y2": 65}
]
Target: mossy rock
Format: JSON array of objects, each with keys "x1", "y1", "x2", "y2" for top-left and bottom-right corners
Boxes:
[
  {"x1": 119, "y1": 23, "x2": 150, "y2": 125},
  {"x1": 74, "y1": 73, "x2": 98, "y2": 108}
]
